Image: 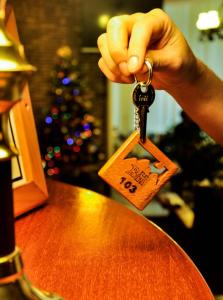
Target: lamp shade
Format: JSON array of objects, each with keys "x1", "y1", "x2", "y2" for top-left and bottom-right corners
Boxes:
[{"x1": 0, "y1": 1, "x2": 36, "y2": 112}]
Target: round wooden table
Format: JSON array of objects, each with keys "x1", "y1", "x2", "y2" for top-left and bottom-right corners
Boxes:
[{"x1": 15, "y1": 180, "x2": 214, "y2": 299}]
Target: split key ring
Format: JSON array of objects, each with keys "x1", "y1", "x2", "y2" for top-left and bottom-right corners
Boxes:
[{"x1": 134, "y1": 58, "x2": 153, "y2": 86}]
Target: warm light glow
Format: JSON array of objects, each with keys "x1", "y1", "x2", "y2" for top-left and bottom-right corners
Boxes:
[
  {"x1": 98, "y1": 14, "x2": 110, "y2": 29},
  {"x1": 0, "y1": 148, "x2": 8, "y2": 159},
  {"x1": 196, "y1": 10, "x2": 220, "y2": 30},
  {"x1": 0, "y1": 31, "x2": 11, "y2": 46},
  {"x1": 0, "y1": 59, "x2": 19, "y2": 71}
]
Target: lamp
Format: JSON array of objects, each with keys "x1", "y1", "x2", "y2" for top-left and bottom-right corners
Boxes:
[
  {"x1": 196, "y1": 2, "x2": 223, "y2": 40},
  {"x1": 0, "y1": 1, "x2": 63, "y2": 299}
]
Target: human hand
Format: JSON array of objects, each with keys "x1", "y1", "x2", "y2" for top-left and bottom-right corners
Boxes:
[{"x1": 97, "y1": 9, "x2": 200, "y2": 94}]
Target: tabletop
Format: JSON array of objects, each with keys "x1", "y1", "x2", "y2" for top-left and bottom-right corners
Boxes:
[{"x1": 15, "y1": 180, "x2": 214, "y2": 300}]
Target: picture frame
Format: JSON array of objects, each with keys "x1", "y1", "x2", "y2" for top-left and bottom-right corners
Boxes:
[{"x1": 5, "y1": 5, "x2": 48, "y2": 217}]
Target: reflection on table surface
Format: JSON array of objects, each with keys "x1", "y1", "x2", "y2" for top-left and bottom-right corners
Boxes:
[{"x1": 15, "y1": 180, "x2": 214, "y2": 300}]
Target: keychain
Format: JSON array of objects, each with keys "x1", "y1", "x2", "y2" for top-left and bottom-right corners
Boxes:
[{"x1": 98, "y1": 60, "x2": 178, "y2": 210}]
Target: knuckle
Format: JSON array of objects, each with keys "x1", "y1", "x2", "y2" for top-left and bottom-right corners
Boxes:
[
  {"x1": 148, "y1": 8, "x2": 170, "y2": 22},
  {"x1": 172, "y1": 56, "x2": 184, "y2": 71},
  {"x1": 151, "y1": 8, "x2": 162, "y2": 13},
  {"x1": 107, "y1": 14, "x2": 130, "y2": 30},
  {"x1": 149, "y1": 8, "x2": 165, "y2": 16},
  {"x1": 107, "y1": 16, "x2": 122, "y2": 29},
  {"x1": 110, "y1": 48, "x2": 124, "y2": 62}
]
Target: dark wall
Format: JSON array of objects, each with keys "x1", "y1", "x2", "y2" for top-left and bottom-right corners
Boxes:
[{"x1": 82, "y1": 0, "x2": 163, "y2": 47}]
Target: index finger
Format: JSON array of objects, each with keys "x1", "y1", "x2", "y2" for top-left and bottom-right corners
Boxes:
[
  {"x1": 128, "y1": 9, "x2": 173, "y2": 73},
  {"x1": 106, "y1": 14, "x2": 141, "y2": 64}
]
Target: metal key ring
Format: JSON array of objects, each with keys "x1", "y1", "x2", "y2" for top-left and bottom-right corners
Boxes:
[{"x1": 134, "y1": 58, "x2": 153, "y2": 86}]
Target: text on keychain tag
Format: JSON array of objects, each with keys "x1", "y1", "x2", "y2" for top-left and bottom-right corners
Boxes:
[{"x1": 98, "y1": 131, "x2": 178, "y2": 210}]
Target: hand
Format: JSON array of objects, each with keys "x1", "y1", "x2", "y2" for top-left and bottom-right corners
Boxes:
[
  {"x1": 98, "y1": 8, "x2": 223, "y2": 145},
  {"x1": 97, "y1": 9, "x2": 200, "y2": 94}
]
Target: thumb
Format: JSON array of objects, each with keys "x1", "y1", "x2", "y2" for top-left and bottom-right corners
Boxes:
[{"x1": 133, "y1": 49, "x2": 172, "y2": 83}]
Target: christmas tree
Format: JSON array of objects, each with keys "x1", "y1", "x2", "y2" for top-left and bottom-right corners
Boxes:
[{"x1": 38, "y1": 46, "x2": 105, "y2": 185}]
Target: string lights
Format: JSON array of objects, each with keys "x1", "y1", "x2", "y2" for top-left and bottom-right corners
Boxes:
[{"x1": 39, "y1": 46, "x2": 105, "y2": 179}]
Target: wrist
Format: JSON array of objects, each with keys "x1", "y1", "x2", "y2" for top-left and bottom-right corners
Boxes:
[{"x1": 167, "y1": 57, "x2": 210, "y2": 104}]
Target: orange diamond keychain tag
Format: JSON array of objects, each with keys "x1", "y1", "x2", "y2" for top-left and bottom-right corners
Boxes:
[
  {"x1": 99, "y1": 60, "x2": 178, "y2": 210},
  {"x1": 98, "y1": 130, "x2": 178, "y2": 210}
]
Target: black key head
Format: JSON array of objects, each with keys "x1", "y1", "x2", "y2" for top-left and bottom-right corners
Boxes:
[{"x1": 132, "y1": 82, "x2": 155, "y2": 108}]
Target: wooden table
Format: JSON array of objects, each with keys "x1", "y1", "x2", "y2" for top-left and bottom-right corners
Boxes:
[{"x1": 15, "y1": 180, "x2": 214, "y2": 300}]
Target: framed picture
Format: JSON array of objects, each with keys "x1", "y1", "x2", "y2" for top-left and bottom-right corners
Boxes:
[{"x1": 5, "y1": 5, "x2": 48, "y2": 217}]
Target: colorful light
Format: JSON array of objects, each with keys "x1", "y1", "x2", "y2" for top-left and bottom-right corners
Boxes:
[
  {"x1": 47, "y1": 152, "x2": 54, "y2": 158},
  {"x1": 76, "y1": 138, "x2": 83, "y2": 146},
  {"x1": 75, "y1": 131, "x2": 81, "y2": 137},
  {"x1": 55, "y1": 152, "x2": 61, "y2": 158},
  {"x1": 54, "y1": 146, "x2": 61, "y2": 153},
  {"x1": 57, "y1": 71, "x2": 65, "y2": 78},
  {"x1": 45, "y1": 154, "x2": 51, "y2": 161},
  {"x1": 88, "y1": 144, "x2": 97, "y2": 153},
  {"x1": 61, "y1": 126, "x2": 68, "y2": 134},
  {"x1": 62, "y1": 112, "x2": 71, "y2": 120},
  {"x1": 47, "y1": 146, "x2": 54, "y2": 153},
  {"x1": 47, "y1": 168, "x2": 60, "y2": 176},
  {"x1": 41, "y1": 46, "x2": 104, "y2": 180},
  {"x1": 55, "y1": 88, "x2": 63, "y2": 95},
  {"x1": 93, "y1": 128, "x2": 101, "y2": 135},
  {"x1": 53, "y1": 167, "x2": 60, "y2": 175},
  {"x1": 67, "y1": 138, "x2": 74, "y2": 145},
  {"x1": 51, "y1": 107, "x2": 59, "y2": 114},
  {"x1": 73, "y1": 88, "x2": 80, "y2": 96},
  {"x1": 98, "y1": 152, "x2": 105, "y2": 160},
  {"x1": 62, "y1": 77, "x2": 72, "y2": 85},
  {"x1": 98, "y1": 14, "x2": 110, "y2": 29},
  {"x1": 84, "y1": 114, "x2": 94, "y2": 122},
  {"x1": 52, "y1": 113, "x2": 58, "y2": 119},
  {"x1": 73, "y1": 146, "x2": 80, "y2": 152},
  {"x1": 83, "y1": 123, "x2": 90, "y2": 130},
  {"x1": 82, "y1": 130, "x2": 92, "y2": 138},
  {"x1": 47, "y1": 169, "x2": 54, "y2": 176},
  {"x1": 45, "y1": 116, "x2": 53, "y2": 124}
]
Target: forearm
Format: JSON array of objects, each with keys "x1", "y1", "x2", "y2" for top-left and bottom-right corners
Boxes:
[{"x1": 169, "y1": 60, "x2": 223, "y2": 145}]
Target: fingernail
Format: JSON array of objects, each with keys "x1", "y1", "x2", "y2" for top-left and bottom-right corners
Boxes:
[{"x1": 128, "y1": 56, "x2": 139, "y2": 72}]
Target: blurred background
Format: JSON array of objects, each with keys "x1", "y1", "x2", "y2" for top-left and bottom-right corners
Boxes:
[{"x1": 9, "y1": 0, "x2": 223, "y2": 297}]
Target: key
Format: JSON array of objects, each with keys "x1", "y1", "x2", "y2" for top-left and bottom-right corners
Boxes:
[
  {"x1": 98, "y1": 131, "x2": 178, "y2": 210},
  {"x1": 132, "y1": 82, "x2": 155, "y2": 143}
]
